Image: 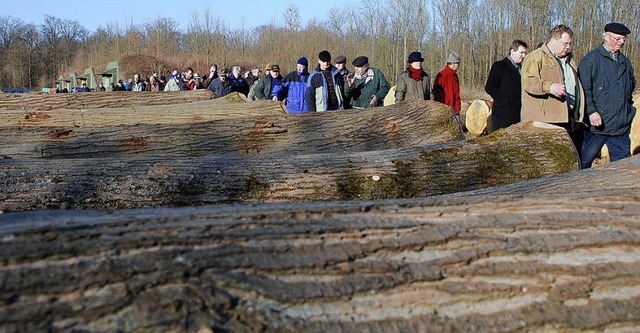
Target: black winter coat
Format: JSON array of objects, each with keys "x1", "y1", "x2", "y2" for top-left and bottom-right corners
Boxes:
[{"x1": 485, "y1": 57, "x2": 522, "y2": 132}]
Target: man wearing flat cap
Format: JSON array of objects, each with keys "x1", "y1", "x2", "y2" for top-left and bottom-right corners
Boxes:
[
  {"x1": 434, "y1": 52, "x2": 462, "y2": 122},
  {"x1": 395, "y1": 51, "x2": 431, "y2": 102},
  {"x1": 579, "y1": 22, "x2": 636, "y2": 168},
  {"x1": 333, "y1": 55, "x2": 352, "y2": 108},
  {"x1": 345, "y1": 55, "x2": 391, "y2": 108}
]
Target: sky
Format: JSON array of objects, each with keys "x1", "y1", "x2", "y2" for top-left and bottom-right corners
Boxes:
[{"x1": 2, "y1": 0, "x2": 348, "y2": 32}]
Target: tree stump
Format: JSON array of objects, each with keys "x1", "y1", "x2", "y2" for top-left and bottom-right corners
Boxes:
[
  {"x1": 1, "y1": 155, "x2": 639, "y2": 332},
  {"x1": 0, "y1": 121, "x2": 578, "y2": 212},
  {"x1": 0, "y1": 100, "x2": 462, "y2": 159},
  {"x1": 465, "y1": 99, "x2": 493, "y2": 136}
]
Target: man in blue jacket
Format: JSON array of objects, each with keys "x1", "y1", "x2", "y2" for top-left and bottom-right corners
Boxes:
[
  {"x1": 274, "y1": 57, "x2": 310, "y2": 114},
  {"x1": 579, "y1": 23, "x2": 636, "y2": 168}
]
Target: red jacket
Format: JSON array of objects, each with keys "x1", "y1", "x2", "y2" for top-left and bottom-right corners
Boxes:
[{"x1": 433, "y1": 65, "x2": 461, "y2": 114}]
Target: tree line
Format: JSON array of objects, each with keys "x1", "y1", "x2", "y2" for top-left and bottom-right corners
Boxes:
[{"x1": 1, "y1": 0, "x2": 638, "y2": 90}]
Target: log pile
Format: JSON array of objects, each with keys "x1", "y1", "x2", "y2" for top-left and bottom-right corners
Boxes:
[
  {"x1": 1, "y1": 156, "x2": 639, "y2": 332},
  {"x1": 0, "y1": 90, "x2": 609, "y2": 332}
]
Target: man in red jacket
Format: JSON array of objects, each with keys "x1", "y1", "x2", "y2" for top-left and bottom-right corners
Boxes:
[{"x1": 434, "y1": 52, "x2": 462, "y2": 123}]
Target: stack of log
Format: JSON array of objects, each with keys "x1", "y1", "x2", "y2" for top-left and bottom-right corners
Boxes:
[{"x1": 1, "y1": 91, "x2": 612, "y2": 332}]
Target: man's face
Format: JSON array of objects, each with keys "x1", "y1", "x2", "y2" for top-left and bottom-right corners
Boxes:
[
  {"x1": 510, "y1": 45, "x2": 528, "y2": 64},
  {"x1": 448, "y1": 63, "x2": 460, "y2": 71},
  {"x1": 549, "y1": 32, "x2": 573, "y2": 58},
  {"x1": 134, "y1": 74, "x2": 140, "y2": 81},
  {"x1": 334, "y1": 62, "x2": 345, "y2": 70},
  {"x1": 319, "y1": 59, "x2": 330, "y2": 70},
  {"x1": 210, "y1": 66, "x2": 217, "y2": 73},
  {"x1": 354, "y1": 65, "x2": 367, "y2": 76},
  {"x1": 409, "y1": 61, "x2": 422, "y2": 70},
  {"x1": 232, "y1": 68, "x2": 241, "y2": 77},
  {"x1": 270, "y1": 69, "x2": 280, "y2": 78},
  {"x1": 604, "y1": 32, "x2": 626, "y2": 53},
  {"x1": 252, "y1": 68, "x2": 260, "y2": 76},
  {"x1": 297, "y1": 64, "x2": 306, "y2": 73},
  {"x1": 185, "y1": 70, "x2": 194, "y2": 79},
  {"x1": 219, "y1": 75, "x2": 227, "y2": 82}
]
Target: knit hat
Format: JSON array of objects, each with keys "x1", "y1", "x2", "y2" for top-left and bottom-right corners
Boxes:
[
  {"x1": 297, "y1": 57, "x2": 308, "y2": 67},
  {"x1": 408, "y1": 51, "x2": 424, "y2": 63},
  {"x1": 319, "y1": 50, "x2": 332, "y2": 62},
  {"x1": 605, "y1": 22, "x2": 631, "y2": 35},
  {"x1": 271, "y1": 64, "x2": 280, "y2": 72},
  {"x1": 446, "y1": 52, "x2": 461, "y2": 63},
  {"x1": 352, "y1": 56, "x2": 368, "y2": 67},
  {"x1": 333, "y1": 55, "x2": 347, "y2": 64}
]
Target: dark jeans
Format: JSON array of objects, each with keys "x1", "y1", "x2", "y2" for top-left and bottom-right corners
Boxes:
[{"x1": 581, "y1": 131, "x2": 631, "y2": 168}]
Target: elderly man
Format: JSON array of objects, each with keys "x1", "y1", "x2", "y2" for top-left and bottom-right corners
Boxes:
[
  {"x1": 579, "y1": 23, "x2": 636, "y2": 168},
  {"x1": 485, "y1": 39, "x2": 529, "y2": 132},
  {"x1": 434, "y1": 52, "x2": 462, "y2": 122},
  {"x1": 521, "y1": 24, "x2": 585, "y2": 149},
  {"x1": 345, "y1": 55, "x2": 390, "y2": 109},
  {"x1": 395, "y1": 51, "x2": 431, "y2": 102}
]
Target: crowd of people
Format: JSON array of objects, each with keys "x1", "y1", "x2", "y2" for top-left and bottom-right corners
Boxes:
[{"x1": 55, "y1": 21, "x2": 635, "y2": 169}]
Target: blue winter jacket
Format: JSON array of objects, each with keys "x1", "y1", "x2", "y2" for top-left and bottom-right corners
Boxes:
[
  {"x1": 274, "y1": 70, "x2": 309, "y2": 114},
  {"x1": 578, "y1": 44, "x2": 636, "y2": 136}
]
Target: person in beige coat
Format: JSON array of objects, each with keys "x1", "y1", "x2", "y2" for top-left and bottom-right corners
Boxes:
[
  {"x1": 521, "y1": 24, "x2": 585, "y2": 150},
  {"x1": 395, "y1": 51, "x2": 431, "y2": 102}
]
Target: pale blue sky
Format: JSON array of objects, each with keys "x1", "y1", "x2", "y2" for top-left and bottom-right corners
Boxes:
[{"x1": 2, "y1": 0, "x2": 346, "y2": 32}]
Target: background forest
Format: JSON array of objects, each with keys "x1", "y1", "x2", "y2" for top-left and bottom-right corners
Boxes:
[{"x1": 1, "y1": 0, "x2": 638, "y2": 90}]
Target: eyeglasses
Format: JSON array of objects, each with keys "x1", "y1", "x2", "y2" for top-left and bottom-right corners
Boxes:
[{"x1": 607, "y1": 34, "x2": 627, "y2": 43}]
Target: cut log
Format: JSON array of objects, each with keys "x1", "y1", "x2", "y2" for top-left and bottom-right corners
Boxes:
[
  {"x1": 0, "y1": 89, "x2": 217, "y2": 111},
  {"x1": 465, "y1": 99, "x2": 492, "y2": 137},
  {"x1": 0, "y1": 100, "x2": 462, "y2": 159},
  {"x1": 1, "y1": 156, "x2": 639, "y2": 332},
  {"x1": 0, "y1": 121, "x2": 578, "y2": 212},
  {"x1": 0, "y1": 93, "x2": 285, "y2": 128}
]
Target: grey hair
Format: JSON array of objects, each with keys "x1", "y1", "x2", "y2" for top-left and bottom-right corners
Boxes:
[{"x1": 232, "y1": 66, "x2": 241, "y2": 72}]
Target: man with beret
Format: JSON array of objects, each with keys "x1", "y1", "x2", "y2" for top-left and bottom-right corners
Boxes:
[
  {"x1": 579, "y1": 22, "x2": 636, "y2": 168},
  {"x1": 434, "y1": 52, "x2": 462, "y2": 122},
  {"x1": 485, "y1": 39, "x2": 528, "y2": 133},
  {"x1": 395, "y1": 51, "x2": 431, "y2": 102},
  {"x1": 306, "y1": 50, "x2": 345, "y2": 111},
  {"x1": 345, "y1": 55, "x2": 391, "y2": 108},
  {"x1": 521, "y1": 24, "x2": 585, "y2": 149},
  {"x1": 334, "y1": 55, "x2": 352, "y2": 108}
]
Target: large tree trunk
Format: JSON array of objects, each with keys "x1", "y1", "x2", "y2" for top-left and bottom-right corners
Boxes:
[
  {"x1": 0, "y1": 100, "x2": 462, "y2": 159},
  {"x1": 0, "y1": 90, "x2": 218, "y2": 111},
  {"x1": 1, "y1": 155, "x2": 639, "y2": 332},
  {"x1": 0, "y1": 93, "x2": 284, "y2": 128},
  {"x1": 0, "y1": 121, "x2": 578, "y2": 212}
]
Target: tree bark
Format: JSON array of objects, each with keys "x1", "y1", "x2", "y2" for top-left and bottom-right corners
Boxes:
[
  {"x1": 0, "y1": 121, "x2": 577, "y2": 212},
  {"x1": 0, "y1": 89, "x2": 218, "y2": 111},
  {"x1": 0, "y1": 93, "x2": 284, "y2": 128},
  {"x1": 1, "y1": 155, "x2": 639, "y2": 332},
  {"x1": 0, "y1": 100, "x2": 462, "y2": 159}
]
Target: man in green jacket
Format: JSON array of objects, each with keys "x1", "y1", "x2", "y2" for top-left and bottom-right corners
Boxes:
[{"x1": 345, "y1": 56, "x2": 391, "y2": 109}]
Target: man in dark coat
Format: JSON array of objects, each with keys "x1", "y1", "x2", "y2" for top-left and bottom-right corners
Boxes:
[
  {"x1": 579, "y1": 22, "x2": 636, "y2": 168},
  {"x1": 485, "y1": 39, "x2": 528, "y2": 133}
]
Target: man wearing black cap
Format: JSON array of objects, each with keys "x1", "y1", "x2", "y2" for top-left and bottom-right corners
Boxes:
[
  {"x1": 345, "y1": 55, "x2": 391, "y2": 108},
  {"x1": 306, "y1": 50, "x2": 345, "y2": 111},
  {"x1": 395, "y1": 51, "x2": 431, "y2": 102},
  {"x1": 579, "y1": 22, "x2": 636, "y2": 168}
]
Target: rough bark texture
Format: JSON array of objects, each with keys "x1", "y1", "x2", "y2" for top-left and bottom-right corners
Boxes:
[
  {"x1": 0, "y1": 100, "x2": 462, "y2": 159},
  {"x1": 0, "y1": 121, "x2": 577, "y2": 212},
  {"x1": 0, "y1": 90, "x2": 218, "y2": 111},
  {"x1": 0, "y1": 93, "x2": 284, "y2": 128},
  {"x1": 1, "y1": 155, "x2": 639, "y2": 333}
]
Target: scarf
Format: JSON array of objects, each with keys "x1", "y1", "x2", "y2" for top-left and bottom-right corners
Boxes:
[{"x1": 408, "y1": 66, "x2": 423, "y2": 81}]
